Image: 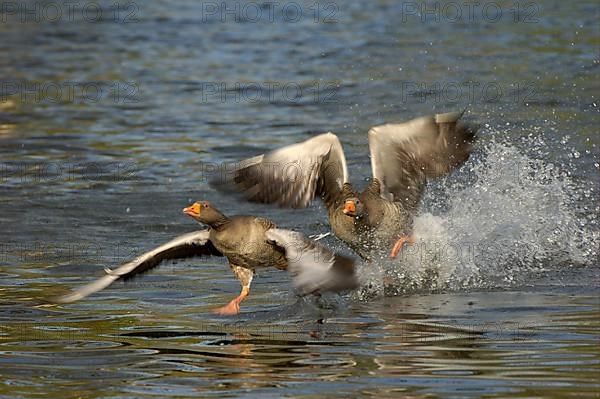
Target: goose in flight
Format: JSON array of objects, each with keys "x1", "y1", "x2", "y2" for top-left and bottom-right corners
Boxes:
[{"x1": 223, "y1": 111, "x2": 478, "y2": 260}]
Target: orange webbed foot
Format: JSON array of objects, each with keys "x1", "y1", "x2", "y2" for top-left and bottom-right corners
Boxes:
[
  {"x1": 390, "y1": 235, "x2": 414, "y2": 258},
  {"x1": 213, "y1": 300, "x2": 241, "y2": 316}
]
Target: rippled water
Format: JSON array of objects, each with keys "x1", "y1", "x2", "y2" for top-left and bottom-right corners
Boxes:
[{"x1": 1, "y1": 0, "x2": 599, "y2": 398}]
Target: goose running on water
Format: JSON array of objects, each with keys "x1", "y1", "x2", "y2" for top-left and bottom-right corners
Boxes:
[{"x1": 55, "y1": 201, "x2": 358, "y2": 315}]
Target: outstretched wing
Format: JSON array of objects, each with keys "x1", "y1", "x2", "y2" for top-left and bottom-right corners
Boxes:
[
  {"x1": 54, "y1": 230, "x2": 222, "y2": 303},
  {"x1": 266, "y1": 228, "x2": 358, "y2": 296},
  {"x1": 368, "y1": 111, "x2": 478, "y2": 211},
  {"x1": 227, "y1": 133, "x2": 349, "y2": 209}
]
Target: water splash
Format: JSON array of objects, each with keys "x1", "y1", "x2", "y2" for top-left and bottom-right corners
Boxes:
[{"x1": 356, "y1": 130, "x2": 599, "y2": 298}]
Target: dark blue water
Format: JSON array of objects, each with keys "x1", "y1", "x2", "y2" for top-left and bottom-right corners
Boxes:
[{"x1": 1, "y1": 1, "x2": 599, "y2": 397}]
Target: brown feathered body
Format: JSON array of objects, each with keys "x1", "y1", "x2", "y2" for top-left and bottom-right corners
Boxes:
[
  {"x1": 327, "y1": 180, "x2": 413, "y2": 260},
  {"x1": 209, "y1": 215, "x2": 288, "y2": 271}
]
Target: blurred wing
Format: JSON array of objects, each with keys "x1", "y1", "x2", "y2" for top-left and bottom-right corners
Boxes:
[
  {"x1": 229, "y1": 133, "x2": 348, "y2": 209},
  {"x1": 266, "y1": 228, "x2": 358, "y2": 296},
  {"x1": 369, "y1": 111, "x2": 478, "y2": 211},
  {"x1": 54, "y1": 230, "x2": 222, "y2": 303}
]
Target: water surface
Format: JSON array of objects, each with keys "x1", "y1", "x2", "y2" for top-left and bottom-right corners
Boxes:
[{"x1": 1, "y1": 0, "x2": 599, "y2": 397}]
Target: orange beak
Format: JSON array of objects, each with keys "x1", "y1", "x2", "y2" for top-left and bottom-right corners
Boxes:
[
  {"x1": 343, "y1": 201, "x2": 356, "y2": 215},
  {"x1": 183, "y1": 202, "x2": 201, "y2": 217}
]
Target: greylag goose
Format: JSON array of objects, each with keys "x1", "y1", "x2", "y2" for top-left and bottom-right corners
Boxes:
[
  {"x1": 224, "y1": 111, "x2": 478, "y2": 260},
  {"x1": 55, "y1": 201, "x2": 358, "y2": 315}
]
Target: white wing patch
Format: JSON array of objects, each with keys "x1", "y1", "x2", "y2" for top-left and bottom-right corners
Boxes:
[{"x1": 266, "y1": 228, "x2": 358, "y2": 296}]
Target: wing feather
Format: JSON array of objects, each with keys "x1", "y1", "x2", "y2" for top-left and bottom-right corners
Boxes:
[
  {"x1": 266, "y1": 228, "x2": 358, "y2": 296},
  {"x1": 369, "y1": 111, "x2": 478, "y2": 210},
  {"x1": 54, "y1": 230, "x2": 222, "y2": 303},
  {"x1": 229, "y1": 133, "x2": 348, "y2": 209}
]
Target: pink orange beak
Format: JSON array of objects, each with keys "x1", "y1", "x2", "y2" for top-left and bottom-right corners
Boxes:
[
  {"x1": 342, "y1": 201, "x2": 356, "y2": 215},
  {"x1": 183, "y1": 202, "x2": 201, "y2": 217}
]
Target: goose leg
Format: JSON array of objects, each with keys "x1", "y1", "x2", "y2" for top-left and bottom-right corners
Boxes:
[
  {"x1": 390, "y1": 234, "x2": 414, "y2": 258},
  {"x1": 214, "y1": 265, "x2": 254, "y2": 316}
]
